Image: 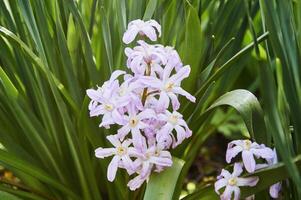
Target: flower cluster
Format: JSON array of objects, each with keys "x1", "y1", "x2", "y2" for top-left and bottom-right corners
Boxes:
[
  {"x1": 87, "y1": 19, "x2": 195, "y2": 190},
  {"x1": 215, "y1": 139, "x2": 281, "y2": 199}
]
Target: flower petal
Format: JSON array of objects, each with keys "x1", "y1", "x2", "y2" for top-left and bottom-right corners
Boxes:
[
  {"x1": 221, "y1": 185, "x2": 235, "y2": 200},
  {"x1": 107, "y1": 156, "x2": 120, "y2": 182},
  {"x1": 117, "y1": 125, "x2": 131, "y2": 140},
  {"x1": 168, "y1": 92, "x2": 180, "y2": 110},
  {"x1": 233, "y1": 186, "x2": 241, "y2": 200},
  {"x1": 106, "y1": 135, "x2": 121, "y2": 147},
  {"x1": 251, "y1": 147, "x2": 274, "y2": 160},
  {"x1": 95, "y1": 147, "x2": 115, "y2": 158},
  {"x1": 242, "y1": 150, "x2": 256, "y2": 173},
  {"x1": 127, "y1": 174, "x2": 147, "y2": 191},
  {"x1": 236, "y1": 177, "x2": 259, "y2": 187},
  {"x1": 214, "y1": 178, "x2": 227, "y2": 194},
  {"x1": 142, "y1": 26, "x2": 157, "y2": 41},
  {"x1": 172, "y1": 87, "x2": 196, "y2": 102},
  {"x1": 137, "y1": 109, "x2": 156, "y2": 120},
  {"x1": 86, "y1": 89, "x2": 102, "y2": 101},
  {"x1": 157, "y1": 91, "x2": 170, "y2": 111},
  {"x1": 232, "y1": 162, "x2": 243, "y2": 177},
  {"x1": 149, "y1": 155, "x2": 172, "y2": 167},
  {"x1": 226, "y1": 145, "x2": 243, "y2": 163},
  {"x1": 219, "y1": 169, "x2": 231, "y2": 179},
  {"x1": 269, "y1": 182, "x2": 281, "y2": 198},
  {"x1": 169, "y1": 65, "x2": 190, "y2": 83},
  {"x1": 123, "y1": 27, "x2": 139, "y2": 44}
]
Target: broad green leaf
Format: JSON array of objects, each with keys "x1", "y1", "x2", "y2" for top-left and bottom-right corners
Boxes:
[
  {"x1": 205, "y1": 89, "x2": 267, "y2": 143},
  {"x1": 144, "y1": 158, "x2": 185, "y2": 200}
]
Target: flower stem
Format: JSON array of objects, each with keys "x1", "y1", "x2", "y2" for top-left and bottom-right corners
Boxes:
[{"x1": 141, "y1": 64, "x2": 151, "y2": 105}]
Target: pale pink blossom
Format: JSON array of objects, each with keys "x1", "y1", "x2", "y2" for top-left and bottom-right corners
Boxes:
[
  {"x1": 141, "y1": 65, "x2": 196, "y2": 111},
  {"x1": 125, "y1": 40, "x2": 166, "y2": 75},
  {"x1": 123, "y1": 19, "x2": 161, "y2": 44},
  {"x1": 215, "y1": 163, "x2": 259, "y2": 200},
  {"x1": 87, "y1": 71, "x2": 129, "y2": 128},
  {"x1": 157, "y1": 110, "x2": 192, "y2": 148},
  {"x1": 226, "y1": 140, "x2": 274, "y2": 172},
  {"x1": 117, "y1": 105, "x2": 156, "y2": 147},
  {"x1": 95, "y1": 135, "x2": 136, "y2": 182}
]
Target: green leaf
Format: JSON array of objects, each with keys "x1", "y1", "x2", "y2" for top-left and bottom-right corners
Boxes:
[
  {"x1": 0, "y1": 67, "x2": 18, "y2": 100},
  {"x1": 206, "y1": 89, "x2": 267, "y2": 143},
  {"x1": 0, "y1": 150, "x2": 79, "y2": 199},
  {"x1": 144, "y1": 158, "x2": 185, "y2": 200},
  {"x1": 0, "y1": 191, "x2": 22, "y2": 200},
  {"x1": 143, "y1": 0, "x2": 157, "y2": 20},
  {"x1": 182, "y1": 3, "x2": 203, "y2": 93}
]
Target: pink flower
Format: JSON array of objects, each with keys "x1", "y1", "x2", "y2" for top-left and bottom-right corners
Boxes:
[
  {"x1": 157, "y1": 110, "x2": 192, "y2": 148},
  {"x1": 163, "y1": 46, "x2": 183, "y2": 71},
  {"x1": 117, "y1": 105, "x2": 156, "y2": 147},
  {"x1": 215, "y1": 163, "x2": 259, "y2": 200},
  {"x1": 141, "y1": 65, "x2": 196, "y2": 111},
  {"x1": 123, "y1": 19, "x2": 161, "y2": 44},
  {"x1": 133, "y1": 144, "x2": 173, "y2": 178},
  {"x1": 125, "y1": 40, "x2": 166, "y2": 75},
  {"x1": 127, "y1": 173, "x2": 150, "y2": 191},
  {"x1": 87, "y1": 70, "x2": 129, "y2": 128},
  {"x1": 95, "y1": 135, "x2": 137, "y2": 182},
  {"x1": 226, "y1": 140, "x2": 274, "y2": 172}
]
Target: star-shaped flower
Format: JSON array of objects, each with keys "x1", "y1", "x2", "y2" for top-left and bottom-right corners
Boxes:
[
  {"x1": 215, "y1": 163, "x2": 259, "y2": 200},
  {"x1": 123, "y1": 19, "x2": 161, "y2": 44},
  {"x1": 226, "y1": 140, "x2": 274, "y2": 172}
]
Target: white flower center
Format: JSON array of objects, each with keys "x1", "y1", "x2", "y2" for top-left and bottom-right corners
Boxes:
[
  {"x1": 129, "y1": 117, "x2": 139, "y2": 128},
  {"x1": 104, "y1": 104, "x2": 114, "y2": 111},
  {"x1": 164, "y1": 82, "x2": 174, "y2": 92},
  {"x1": 244, "y1": 140, "x2": 252, "y2": 150},
  {"x1": 118, "y1": 88, "x2": 126, "y2": 96},
  {"x1": 169, "y1": 114, "x2": 178, "y2": 125},
  {"x1": 116, "y1": 146, "x2": 126, "y2": 156},
  {"x1": 144, "y1": 152, "x2": 152, "y2": 160},
  {"x1": 228, "y1": 177, "x2": 237, "y2": 186}
]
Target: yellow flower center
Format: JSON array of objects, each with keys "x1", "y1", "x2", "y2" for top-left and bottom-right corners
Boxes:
[
  {"x1": 129, "y1": 117, "x2": 138, "y2": 128},
  {"x1": 164, "y1": 82, "x2": 174, "y2": 92},
  {"x1": 244, "y1": 140, "x2": 252, "y2": 150},
  {"x1": 104, "y1": 104, "x2": 114, "y2": 111},
  {"x1": 116, "y1": 147, "x2": 126, "y2": 156},
  {"x1": 169, "y1": 114, "x2": 178, "y2": 125},
  {"x1": 228, "y1": 177, "x2": 237, "y2": 186}
]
